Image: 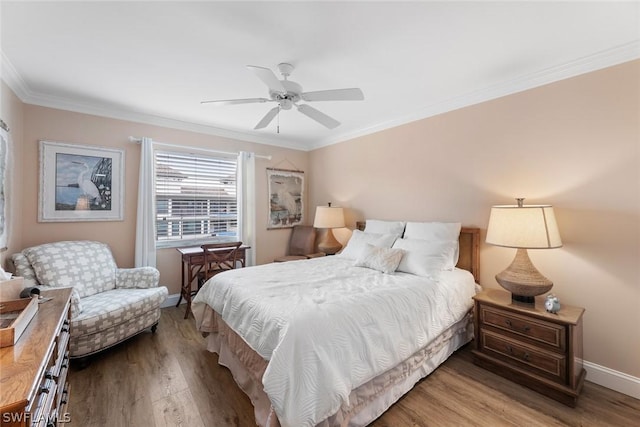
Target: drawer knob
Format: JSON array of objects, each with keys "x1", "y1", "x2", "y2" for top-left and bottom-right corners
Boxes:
[{"x1": 523, "y1": 352, "x2": 531, "y2": 361}]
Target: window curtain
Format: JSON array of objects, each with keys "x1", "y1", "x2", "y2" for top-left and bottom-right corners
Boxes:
[
  {"x1": 135, "y1": 137, "x2": 156, "y2": 267},
  {"x1": 237, "y1": 151, "x2": 256, "y2": 266},
  {"x1": 0, "y1": 122, "x2": 10, "y2": 250}
]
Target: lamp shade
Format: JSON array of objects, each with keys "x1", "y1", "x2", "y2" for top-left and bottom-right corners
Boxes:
[
  {"x1": 486, "y1": 204, "x2": 562, "y2": 249},
  {"x1": 313, "y1": 206, "x2": 345, "y2": 229}
]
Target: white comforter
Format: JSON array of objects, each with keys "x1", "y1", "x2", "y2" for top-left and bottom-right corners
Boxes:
[{"x1": 192, "y1": 256, "x2": 476, "y2": 427}]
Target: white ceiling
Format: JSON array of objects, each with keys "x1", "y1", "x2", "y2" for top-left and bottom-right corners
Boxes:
[{"x1": 1, "y1": 1, "x2": 639, "y2": 151}]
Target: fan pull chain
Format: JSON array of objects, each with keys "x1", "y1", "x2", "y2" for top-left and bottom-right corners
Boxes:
[{"x1": 277, "y1": 106, "x2": 280, "y2": 134}]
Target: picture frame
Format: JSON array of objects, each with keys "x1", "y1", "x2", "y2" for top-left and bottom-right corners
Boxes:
[
  {"x1": 39, "y1": 140, "x2": 124, "y2": 222},
  {"x1": 267, "y1": 168, "x2": 304, "y2": 229}
]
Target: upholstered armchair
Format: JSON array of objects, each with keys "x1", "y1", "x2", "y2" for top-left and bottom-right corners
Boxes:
[
  {"x1": 274, "y1": 225, "x2": 326, "y2": 262},
  {"x1": 12, "y1": 241, "x2": 168, "y2": 359}
]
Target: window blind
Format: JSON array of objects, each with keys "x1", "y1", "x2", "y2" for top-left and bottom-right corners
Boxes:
[{"x1": 155, "y1": 151, "x2": 238, "y2": 243}]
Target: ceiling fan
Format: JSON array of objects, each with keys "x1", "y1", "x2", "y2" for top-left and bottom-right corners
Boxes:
[{"x1": 201, "y1": 63, "x2": 364, "y2": 131}]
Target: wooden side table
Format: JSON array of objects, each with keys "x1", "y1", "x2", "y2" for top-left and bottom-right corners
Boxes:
[{"x1": 472, "y1": 289, "x2": 585, "y2": 406}]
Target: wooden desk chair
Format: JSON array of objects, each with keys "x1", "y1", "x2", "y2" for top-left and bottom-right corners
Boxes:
[{"x1": 196, "y1": 241, "x2": 243, "y2": 291}]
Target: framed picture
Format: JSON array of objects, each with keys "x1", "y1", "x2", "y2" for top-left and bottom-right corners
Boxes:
[
  {"x1": 39, "y1": 140, "x2": 124, "y2": 222},
  {"x1": 267, "y1": 168, "x2": 304, "y2": 229}
]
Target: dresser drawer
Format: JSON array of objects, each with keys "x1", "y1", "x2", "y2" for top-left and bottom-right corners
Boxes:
[
  {"x1": 480, "y1": 305, "x2": 566, "y2": 351},
  {"x1": 480, "y1": 330, "x2": 567, "y2": 384}
]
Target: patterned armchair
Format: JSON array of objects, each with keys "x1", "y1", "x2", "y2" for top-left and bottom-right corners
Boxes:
[{"x1": 12, "y1": 241, "x2": 168, "y2": 359}]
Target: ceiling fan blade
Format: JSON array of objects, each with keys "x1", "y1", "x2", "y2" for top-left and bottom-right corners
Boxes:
[
  {"x1": 254, "y1": 106, "x2": 280, "y2": 130},
  {"x1": 301, "y1": 88, "x2": 364, "y2": 102},
  {"x1": 296, "y1": 104, "x2": 340, "y2": 129},
  {"x1": 247, "y1": 65, "x2": 286, "y2": 93},
  {"x1": 200, "y1": 98, "x2": 270, "y2": 106}
]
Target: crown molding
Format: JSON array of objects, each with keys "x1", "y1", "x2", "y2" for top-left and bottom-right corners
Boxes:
[
  {"x1": 1, "y1": 52, "x2": 307, "y2": 151},
  {"x1": 1, "y1": 51, "x2": 32, "y2": 100},
  {"x1": 308, "y1": 40, "x2": 640, "y2": 151},
  {"x1": 4, "y1": 41, "x2": 639, "y2": 153}
]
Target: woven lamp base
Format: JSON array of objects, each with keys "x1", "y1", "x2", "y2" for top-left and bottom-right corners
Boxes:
[
  {"x1": 496, "y1": 248, "x2": 553, "y2": 304},
  {"x1": 318, "y1": 228, "x2": 342, "y2": 255}
]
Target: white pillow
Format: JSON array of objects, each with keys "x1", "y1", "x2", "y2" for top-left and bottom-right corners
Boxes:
[
  {"x1": 403, "y1": 221, "x2": 461, "y2": 241},
  {"x1": 392, "y1": 238, "x2": 457, "y2": 276},
  {"x1": 354, "y1": 244, "x2": 405, "y2": 274},
  {"x1": 364, "y1": 219, "x2": 406, "y2": 238},
  {"x1": 403, "y1": 222, "x2": 461, "y2": 267},
  {"x1": 340, "y1": 229, "x2": 397, "y2": 260}
]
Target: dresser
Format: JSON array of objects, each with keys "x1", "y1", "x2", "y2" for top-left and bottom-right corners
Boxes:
[
  {"x1": 1, "y1": 288, "x2": 72, "y2": 426},
  {"x1": 472, "y1": 289, "x2": 585, "y2": 406}
]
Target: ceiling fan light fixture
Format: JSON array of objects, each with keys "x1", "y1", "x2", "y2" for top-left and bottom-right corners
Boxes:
[{"x1": 279, "y1": 98, "x2": 293, "y2": 110}]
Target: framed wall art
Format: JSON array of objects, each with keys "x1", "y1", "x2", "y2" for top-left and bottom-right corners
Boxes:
[
  {"x1": 39, "y1": 140, "x2": 124, "y2": 222},
  {"x1": 267, "y1": 168, "x2": 304, "y2": 229}
]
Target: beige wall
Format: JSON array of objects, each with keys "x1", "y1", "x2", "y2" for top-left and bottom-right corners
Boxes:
[
  {"x1": 1, "y1": 98, "x2": 309, "y2": 296},
  {"x1": 309, "y1": 60, "x2": 640, "y2": 378}
]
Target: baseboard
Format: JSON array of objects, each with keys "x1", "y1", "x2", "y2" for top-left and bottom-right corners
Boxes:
[
  {"x1": 159, "y1": 293, "x2": 639, "y2": 399},
  {"x1": 161, "y1": 293, "x2": 184, "y2": 309},
  {"x1": 584, "y1": 361, "x2": 640, "y2": 399}
]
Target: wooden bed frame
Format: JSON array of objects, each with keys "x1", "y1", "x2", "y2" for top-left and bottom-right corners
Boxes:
[{"x1": 355, "y1": 221, "x2": 480, "y2": 283}]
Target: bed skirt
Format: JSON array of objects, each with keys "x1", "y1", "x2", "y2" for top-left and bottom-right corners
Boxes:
[{"x1": 200, "y1": 307, "x2": 474, "y2": 427}]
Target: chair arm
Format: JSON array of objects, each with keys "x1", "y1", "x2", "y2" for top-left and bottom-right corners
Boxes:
[
  {"x1": 116, "y1": 267, "x2": 160, "y2": 289},
  {"x1": 69, "y1": 287, "x2": 83, "y2": 319}
]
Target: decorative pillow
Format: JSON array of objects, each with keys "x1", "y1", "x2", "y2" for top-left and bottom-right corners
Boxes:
[
  {"x1": 403, "y1": 221, "x2": 461, "y2": 241},
  {"x1": 354, "y1": 244, "x2": 405, "y2": 274},
  {"x1": 403, "y1": 222, "x2": 461, "y2": 268},
  {"x1": 340, "y1": 230, "x2": 397, "y2": 260},
  {"x1": 392, "y1": 238, "x2": 458, "y2": 276},
  {"x1": 364, "y1": 219, "x2": 406, "y2": 238},
  {"x1": 23, "y1": 241, "x2": 117, "y2": 298}
]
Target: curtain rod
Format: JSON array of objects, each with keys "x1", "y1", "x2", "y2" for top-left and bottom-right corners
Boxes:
[{"x1": 128, "y1": 136, "x2": 272, "y2": 160}]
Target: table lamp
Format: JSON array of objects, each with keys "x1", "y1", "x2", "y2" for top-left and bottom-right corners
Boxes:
[
  {"x1": 486, "y1": 198, "x2": 562, "y2": 304},
  {"x1": 313, "y1": 203, "x2": 345, "y2": 255}
]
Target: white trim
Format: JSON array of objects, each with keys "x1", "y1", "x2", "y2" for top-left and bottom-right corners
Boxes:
[
  {"x1": 2, "y1": 42, "x2": 639, "y2": 152},
  {"x1": 584, "y1": 360, "x2": 640, "y2": 399},
  {"x1": 308, "y1": 40, "x2": 640, "y2": 150},
  {"x1": 1, "y1": 51, "x2": 31, "y2": 100},
  {"x1": 161, "y1": 293, "x2": 184, "y2": 309}
]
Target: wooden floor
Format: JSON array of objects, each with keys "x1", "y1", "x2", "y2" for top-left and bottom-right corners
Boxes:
[{"x1": 69, "y1": 306, "x2": 639, "y2": 427}]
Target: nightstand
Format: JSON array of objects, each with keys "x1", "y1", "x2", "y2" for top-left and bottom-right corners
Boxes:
[{"x1": 472, "y1": 289, "x2": 585, "y2": 406}]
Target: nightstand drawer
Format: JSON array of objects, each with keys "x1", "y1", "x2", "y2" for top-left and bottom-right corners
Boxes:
[
  {"x1": 480, "y1": 305, "x2": 566, "y2": 351},
  {"x1": 480, "y1": 330, "x2": 567, "y2": 383}
]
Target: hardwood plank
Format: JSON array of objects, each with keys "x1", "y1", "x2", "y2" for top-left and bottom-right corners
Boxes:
[
  {"x1": 68, "y1": 306, "x2": 640, "y2": 427},
  {"x1": 152, "y1": 388, "x2": 205, "y2": 427}
]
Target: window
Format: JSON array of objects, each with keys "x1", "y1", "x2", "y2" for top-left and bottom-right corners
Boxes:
[{"x1": 155, "y1": 151, "x2": 237, "y2": 247}]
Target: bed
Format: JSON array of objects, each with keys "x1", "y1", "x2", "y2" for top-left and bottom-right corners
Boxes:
[{"x1": 192, "y1": 221, "x2": 480, "y2": 427}]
